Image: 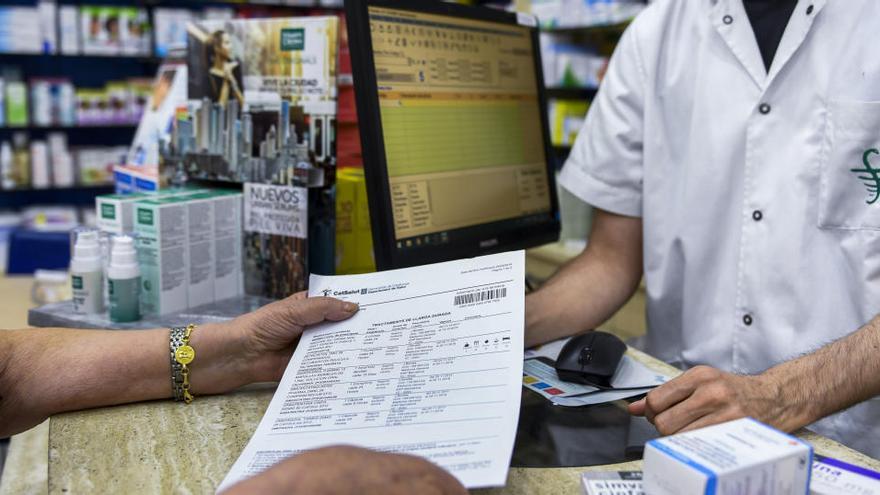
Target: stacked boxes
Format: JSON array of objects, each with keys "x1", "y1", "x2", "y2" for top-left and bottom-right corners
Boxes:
[
  {"x1": 96, "y1": 188, "x2": 243, "y2": 317},
  {"x1": 133, "y1": 190, "x2": 243, "y2": 316},
  {"x1": 96, "y1": 188, "x2": 204, "y2": 234}
]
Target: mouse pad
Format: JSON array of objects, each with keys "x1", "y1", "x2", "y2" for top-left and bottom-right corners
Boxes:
[{"x1": 510, "y1": 388, "x2": 656, "y2": 467}]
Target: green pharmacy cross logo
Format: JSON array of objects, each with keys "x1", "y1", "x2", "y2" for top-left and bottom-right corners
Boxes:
[{"x1": 851, "y1": 149, "x2": 880, "y2": 205}]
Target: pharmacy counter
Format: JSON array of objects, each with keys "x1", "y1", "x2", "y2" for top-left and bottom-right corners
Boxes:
[{"x1": 46, "y1": 345, "x2": 880, "y2": 494}]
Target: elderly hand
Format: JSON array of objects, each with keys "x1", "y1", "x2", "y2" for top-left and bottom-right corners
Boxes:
[
  {"x1": 224, "y1": 446, "x2": 467, "y2": 495},
  {"x1": 627, "y1": 365, "x2": 792, "y2": 435},
  {"x1": 189, "y1": 292, "x2": 358, "y2": 395}
]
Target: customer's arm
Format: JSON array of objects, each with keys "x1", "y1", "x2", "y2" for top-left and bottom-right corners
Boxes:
[
  {"x1": 629, "y1": 315, "x2": 880, "y2": 435},
  {"x1": 0, "y1": 295, "x2": 357, "y2": 438},
  {"x1": 525, "y1": 208, "x2": 643, "y2": 347}
]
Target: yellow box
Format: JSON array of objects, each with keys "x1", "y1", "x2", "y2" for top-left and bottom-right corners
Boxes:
[{"x1": 335, "y1": 168, "x2": 376, "y2": 274}]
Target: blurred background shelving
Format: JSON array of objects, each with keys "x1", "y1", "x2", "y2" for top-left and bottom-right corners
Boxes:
[{"x1": 0, "y1": 0, "x2": 345, "y2": 238}]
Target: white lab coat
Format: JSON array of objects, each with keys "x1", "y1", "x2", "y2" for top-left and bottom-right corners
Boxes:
[{"x1": 560, "y1": 0, "x2": 880, "y2": 457}]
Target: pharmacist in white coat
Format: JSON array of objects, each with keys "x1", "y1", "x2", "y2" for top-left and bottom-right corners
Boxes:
[{"x1": 526, "y1": 0, "x2": 880, "y2": 457}]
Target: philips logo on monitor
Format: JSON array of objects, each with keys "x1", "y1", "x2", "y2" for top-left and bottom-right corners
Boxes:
[{"x1": 480, "y1": 238, "x2": 499, "y2": 249}]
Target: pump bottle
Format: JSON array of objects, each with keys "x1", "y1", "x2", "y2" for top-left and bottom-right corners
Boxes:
[
  {"x1": 107, "y1": 235, "x2": 141, "y2": 323},
  {"x1": 70, "y1": 230, "x2": 104, "y2": 314}
]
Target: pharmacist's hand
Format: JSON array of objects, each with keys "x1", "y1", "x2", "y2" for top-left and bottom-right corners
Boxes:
[
  {"x1": 627, "y1": 366, "x2": 785, "y2": 435},
  {"x1": 223, "y1": 446, "x2": 467, "y2": 495},
  {"x1": 191, "y1": 293, "x2": 358, "y2": 394}
]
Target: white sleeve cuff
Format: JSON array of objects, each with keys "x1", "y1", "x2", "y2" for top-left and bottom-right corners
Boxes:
[{"x1": 558, "y1": 161, "x2": 643, "y2": 218}]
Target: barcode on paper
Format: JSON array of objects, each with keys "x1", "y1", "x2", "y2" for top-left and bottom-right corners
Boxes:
[{"x1": 454, "y1": 287, "x2": 508, "y2": 306}]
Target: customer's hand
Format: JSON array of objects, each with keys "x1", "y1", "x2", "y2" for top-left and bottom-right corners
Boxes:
[
  {"x1": 190, "y1": 293, "x2": 358, "y2": 395},
  {"x1": 223, "y1": 446, "x2": 467, "y2": 495},
  {"x1": 627, "y1": 365, "x2": 788, "y2": 435}
]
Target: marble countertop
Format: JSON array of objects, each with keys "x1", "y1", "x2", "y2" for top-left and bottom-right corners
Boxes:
[{"x1": 42, "y1": 347, "x2": 880, "y2": 494}]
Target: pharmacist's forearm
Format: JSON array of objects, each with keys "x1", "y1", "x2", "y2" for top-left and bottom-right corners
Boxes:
[
  {"x1": 525, "y1": 209, "x2": 643, "y2": 348},
  {"x1": 525, "y1": 249, "x2": 641, "y2": 347},
  {"x1": 761, "y1": 315, "x2": 880, "y2": 431}
]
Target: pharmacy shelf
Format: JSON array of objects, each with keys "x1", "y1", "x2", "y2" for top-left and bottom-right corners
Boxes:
[
  {"x1": 4, "y1": 0, "x2": 341, "y2": 8},
  {"x1": 0, "y1": 124, "x2": 138, "y2": 132},
  {"x1": 0, "y1": 185, "x2": 114, "y2": 209},
  {"x1": 541, "y1": 19, "x2": 634, "y2": 33},
  {"x1": 0, "y1": 125, "x2": 137, "y2": 147},
  {"x1": 0, "y1": 52, "x2": 162, "y2": 64}
]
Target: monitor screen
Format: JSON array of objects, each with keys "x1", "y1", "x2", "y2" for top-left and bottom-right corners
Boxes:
[{"x1": 348, "y1": 0, "x2": 559, "y2": 269}]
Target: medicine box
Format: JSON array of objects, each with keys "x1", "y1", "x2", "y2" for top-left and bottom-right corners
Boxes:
[
  {"x1": 134, "y1": 196, "x2": 190, "y2": 316},
  {"x1": 96, "y1": 188, "x2": 205, "y2": 234},
  {"x1": 643, "y1": 417, "x2": 812, "y2": 495},
  {"x1": 199, "y1": 189, "x2": 243, "y2": 302},
  {"x1": 182, "y1": 193, "x2": 216, "y2": 308},
  {"x1": 811, "y1": 455, "x2": 880, "y2": 495},
  {"x1": 181, "y1": 189, "x2": 243, "y2": 308}
]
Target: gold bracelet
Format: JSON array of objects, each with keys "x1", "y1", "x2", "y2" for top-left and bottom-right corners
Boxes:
[{"x1": 172, "y1": 324, "x2": 197, "y2": 404}]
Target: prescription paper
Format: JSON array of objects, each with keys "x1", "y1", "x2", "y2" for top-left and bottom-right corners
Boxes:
[{"x1": 218, "y1": 251, "x2": 525, "y2": 491}]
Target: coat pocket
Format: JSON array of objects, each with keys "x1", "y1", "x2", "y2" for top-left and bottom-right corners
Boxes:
[{"x1": 818, "y1": 100, "x2": 880, "y2": 230}]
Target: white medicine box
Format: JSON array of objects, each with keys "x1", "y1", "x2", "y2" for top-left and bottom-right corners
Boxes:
[{"x1": 643, "y1": 417, "x2": 812, "y2": 495}]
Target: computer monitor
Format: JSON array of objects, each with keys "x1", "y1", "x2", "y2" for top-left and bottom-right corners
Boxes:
[{"x1": 346, "y1": 0, "x2": 560, "y2": 270}]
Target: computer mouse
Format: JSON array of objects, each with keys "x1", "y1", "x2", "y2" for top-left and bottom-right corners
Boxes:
[{"x1": 554, "y1": 331, "x2": 627, "y2": 388}]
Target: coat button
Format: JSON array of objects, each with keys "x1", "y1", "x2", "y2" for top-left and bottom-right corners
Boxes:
[
  {"x1": 743, "y1": 314, "x2": 753, "y2": 326},
  {"x1": 759, "y1": 103, "x2": 771, "y2": 114},
  {"x1": 723, "y1": 15, "x2": 733, "y2": 24},
  {"x1": 807, "y1": 5, "x2": 814, "y2": 15},
  {"x1": 752, "y1": 210, "x2": 763, "y2": 221}
]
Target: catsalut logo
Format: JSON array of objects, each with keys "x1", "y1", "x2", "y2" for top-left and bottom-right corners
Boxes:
[{"x1": 851, "y1": 148, "x2": 880, "y2": 204}]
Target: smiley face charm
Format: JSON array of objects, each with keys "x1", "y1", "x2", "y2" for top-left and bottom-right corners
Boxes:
[{"x1": 175, "y1": 345, "x2": 196, "y2": 365}]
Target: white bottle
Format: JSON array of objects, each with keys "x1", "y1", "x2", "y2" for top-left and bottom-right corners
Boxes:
[
  {"x1": 0, "y1": 141, "x2": 12, "y2": 189},
  {"x1": 70, "y1": 230, "x2": 105, "y2": 314},
  {"x1": 107, "y1": 235, "x2": 141, "y2": 323}
]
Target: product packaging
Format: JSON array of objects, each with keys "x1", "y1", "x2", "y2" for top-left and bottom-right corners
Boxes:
[
  {"x1": 183, "y1": 193, "x2": 216, "y2": 308},
  {"x1": 95, "y1": 187, "x2": 206, "y2": 234},
  {"x1": 335, "y1": 167, "x2": 374, "y2": 274},
  {"x1": 6, "y1": 80, "x2": 28, "y2": 126},
  {"x1": 59, "y1": 5, "x2": 80, "y2": 54},
  {"x1": 643, "y1": 417, "x2": 812, "y2": 495},
  {"x1": 208, "y1": 189, "x2": 243, "y2": 301},
  {"x1": 107, "y1": 234, "x2": 141, "y2": 322},
  {"x1": 134, "y1": 196, "x2": 190, "y2": 316},
  {"x1": 811, "y1": 455, "x2": 880, "y2": 495},
  {"x1": 70, "y1": 229, "x2": 105, "y2": 314},
  {"x1": 29, "y1": 140, "x2": 50, "y2": 189}
]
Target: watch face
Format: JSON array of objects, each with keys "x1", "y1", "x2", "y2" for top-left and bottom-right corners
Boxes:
[{"x1": 175, "y1": 345, "x2": 195, "y2": 365}]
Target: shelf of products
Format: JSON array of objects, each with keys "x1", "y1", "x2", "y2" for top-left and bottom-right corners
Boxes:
[
  {"x1": 541, "y1": 19, "x2": 634, "y2": 33},
  {"x1": 0, "y1": 52, "x2": 162, "y2": 63},
  {"x1": 0, "y1": 185, "x2": 114, "y2": 208},
  {"x1": 0, "y1": 74, "x2": 152, "y2": 128},
  {"x1": 0, "y1": 0, "x2": 343, "y2": 216},
  {"x1": 0, "y1": 124, "x2": 137, "y2": 132}
]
